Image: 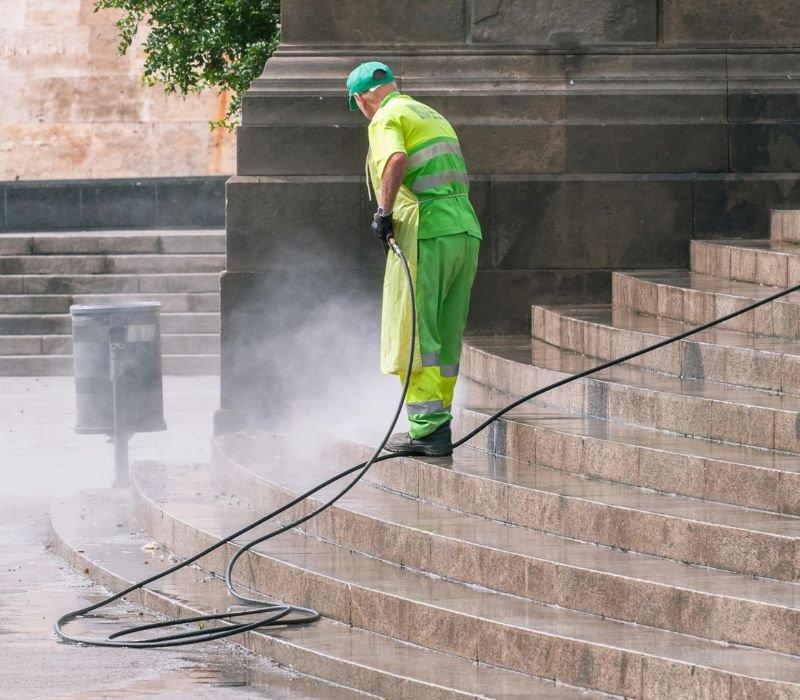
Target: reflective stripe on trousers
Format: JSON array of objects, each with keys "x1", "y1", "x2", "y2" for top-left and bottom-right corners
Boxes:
[{"x1": 421, "y1": 353, "x2": 459, "y2": 377}]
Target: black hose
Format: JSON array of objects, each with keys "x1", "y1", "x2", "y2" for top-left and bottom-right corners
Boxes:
[{"x1": 56, "y1": 255, "x2": 800, "y2": 648}]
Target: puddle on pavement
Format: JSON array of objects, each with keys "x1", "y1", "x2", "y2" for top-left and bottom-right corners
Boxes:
[
  {"x1": 45, "y1": 596, "x2": 362, "y2": 699},
  {"x1": 2, "y1": 502, "x2": 364, "y2": 700},
  {"x1": 46, "y1": 647, "x2": 358, "y2": 699}
]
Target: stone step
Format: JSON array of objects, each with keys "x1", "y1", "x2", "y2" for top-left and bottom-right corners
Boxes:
[
  {"x1": 161, "y1": 334, "x2": 220, "y2": 355},
  {"x1": 370, "y1": 383, "x2": 800, "y2": 580},
  {"x1": 0, "y1": 294, "x2": 68, "y2": 314},
  {"x1": 0, "y1": 315, "x2": 71, "y2": 335},
  {"x1": 0, "y1": 253, "x2": 225, "y2": 275},
  {"x1": 73, "y1": 292, "x2": 220, "y2": 312},
  {"x1": 0, "y1": 354, "x2": 74, "y2": 376},
  {"x1": 612, "y1": 270, "x2": 800, "y2": 339},
  {"x1": 0, "y1": 333, "x2": 220, "y2": 357},
  {"x1": 0, "y1": 230, "x2": 224, "y2": 375},
  {"x1": 0, "y1": 353, "x2": 219, "y2": 376},
  {"x1": 0, "y1": 336, "x2": 44, "y2": 355},
  {"x1": 0, "y1": 312, "x2": 219, "y2": 335},
  {"x1": 462, "y1": 336, "x2": 800, "y2": 455},
  {"x1": 0, "y1": 292, "x2": 220, "y2": 314},
  {"x1": 691, "y1": 238, "x2": 800, "y2": 287},
  {"x1": 771, "y1": 210, "x2": 800, "y2": 245},
  {"x1": 72, "y1": 292, "x2": 220, "y2": 313},
  {"x1": 0, "y1": 273, "x2": 221, "y2": 295},
  {"x1": 0, "y1": 230, "x2": 226, "y2": 256},
  {"x1": 162, "y1": 354, "x2": 220, "y2": 376},
  {"x1": 531, "y1": 304, "x2": 800, "y2": 395},
  {"x1": 452, "y1": 376, "x2": 800, "y2": 516},
  {"x1": 48, "y1": 490, "x2": 562, "y2": 700},
  {"x1": 130, "y1": 461, "x2": 800, "y2": 698},
  {"x1": 213, "y1": 430, "x2": 800, "y2": 656}
]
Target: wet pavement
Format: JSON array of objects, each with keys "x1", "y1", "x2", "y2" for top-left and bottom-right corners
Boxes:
[{"x1": 0, "y1": 376, "x2": 365, "y2": 699}]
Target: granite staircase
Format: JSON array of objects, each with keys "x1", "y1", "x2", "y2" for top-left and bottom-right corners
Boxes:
[
  {"x1": 0, "y1": 230, "x2": 224, "y2": 375},
  {"x1": 49, "y1": 211, "x2": 800, "y2": 697}
]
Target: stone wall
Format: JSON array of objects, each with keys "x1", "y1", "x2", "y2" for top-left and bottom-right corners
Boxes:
[
  {"x1": 220, "y1": 0, "x2": 800, "y2": 423},
  {"x1": 0, "y1": 0, "x2": 235, "y2": 180}
]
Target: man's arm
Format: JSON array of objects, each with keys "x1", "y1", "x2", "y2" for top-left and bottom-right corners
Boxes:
[{"x1": 379, "y1": 152, "x2": 409, "y2": 213}]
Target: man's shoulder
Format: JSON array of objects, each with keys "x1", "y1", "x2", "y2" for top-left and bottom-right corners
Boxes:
[
  {"x1": 383, "y1": 95, "x2": 444, "y2": 120},
  {"x1": 373, "y1": 95, "x2": 411, "y2": 120}
]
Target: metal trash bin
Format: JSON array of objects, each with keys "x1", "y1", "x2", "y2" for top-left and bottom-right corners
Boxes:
[{"x1": 71, "y1": 302, "x2": 166, "y2": 435}]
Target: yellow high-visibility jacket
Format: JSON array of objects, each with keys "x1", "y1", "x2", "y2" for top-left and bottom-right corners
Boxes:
[{"x1": 366, "y1": 93, "x2": 481, "y2": 375}]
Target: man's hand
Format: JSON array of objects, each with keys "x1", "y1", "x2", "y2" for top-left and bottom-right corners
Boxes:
[{"x1": 371, "y1": 210, "x2": 394, "y2": 242}]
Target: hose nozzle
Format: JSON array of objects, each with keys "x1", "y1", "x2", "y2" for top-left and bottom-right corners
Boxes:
[{"x1": 386, "y1": 236, "x2": 403, "y2": 258}]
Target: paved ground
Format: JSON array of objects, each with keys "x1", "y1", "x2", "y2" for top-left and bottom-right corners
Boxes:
[{"x1": 0, "y1": 376, "x2": 365, "y2": 699}]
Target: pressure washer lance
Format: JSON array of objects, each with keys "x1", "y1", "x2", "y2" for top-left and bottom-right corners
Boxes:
[{"x1": 56, "y1": 242, "x2": 800, "y2": 648}]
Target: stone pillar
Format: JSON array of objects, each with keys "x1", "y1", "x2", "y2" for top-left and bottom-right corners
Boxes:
[{"x1": 220, "y1": 0, "x2": 800, "y2": 425}]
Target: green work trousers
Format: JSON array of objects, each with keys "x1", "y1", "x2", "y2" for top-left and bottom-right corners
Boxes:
[{"x1": 399, "y1": 233, "x2": 480, "y2": 439}]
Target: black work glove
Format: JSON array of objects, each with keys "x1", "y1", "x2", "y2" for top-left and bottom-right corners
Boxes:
[{"x1": 371, "y1": 209, "x2": 394, "y2": 243}]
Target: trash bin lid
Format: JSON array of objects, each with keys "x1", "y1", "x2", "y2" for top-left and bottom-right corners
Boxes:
[{"x1": 70, "y1": 302, "x2": 161, "y2": 317}]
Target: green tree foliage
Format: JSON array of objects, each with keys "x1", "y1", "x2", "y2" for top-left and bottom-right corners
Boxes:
[{"x1": 95, "y1": 0, "x2": 280, "y2": 127}]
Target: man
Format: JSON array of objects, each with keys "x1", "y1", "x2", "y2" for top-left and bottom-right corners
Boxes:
[{"x1": 346, "y1": 61, "x2": 482, "y2": 457}]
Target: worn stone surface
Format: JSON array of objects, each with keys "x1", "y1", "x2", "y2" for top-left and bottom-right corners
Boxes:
[
  {"x1": 643, "y1": 658, "x2": 730, "y2": 699},
  {"x1": 470, "y1": 0, "x2": 657, "y2": 46},
  {"x1": 81, "y1": 182, "x2": 158, "y2": 230},
  {"x1": 156, "y1": 179, "x2": 228, "y2": 228},
  {"x1": 756, "y1": 250, "x2": 790, "y2": 287},
  {"x1": 694, "y1": 175, "x2": 800, "y2": 238},
  {"x1": 730, "y1": 246, "x2": 758, "y2": 283},
  {"x1": 226, "y1": 177, "x2": 369, "y2": 272},
  {"x1": 2, "y1": 0, "x2": 234, "y2": 180},
  {"x1": 567, "y1": 92, "x2": 726, "y2": 123},
  {"x1": 491, "y1": 177, "x2": 692, "y2": 270},
  {"x1": 471, "y1": 270, "x2": 612, "y2": 334},
  {"x1": 6, "y1": 184, "x2": 82, "y2": 231},
  {"x1": 567, "y1": 125, "x2": 727, "y2": 173},
  {"x1": 772, "y1": 210, "x2": 800, "y2": 243},
  {"x1": 662, "y1": 0, "x2": 800, "y2": 47},
  {"x1": 731, "y1": 125, "x2": 800, "y2": 173},
  {"x1": 1, "y1": 178, "x2": 226, "y2": 232},
  {"x1": 731, "y1": 93, "x2": 800, "y2": 124},
  {"x1": 460, "y1": 124, "x2": 567, "y2": 175},
  {"x1": 237, "y1": 126, "x2": 366, "y2": 177},
  {"x1": 281, "y1": 0, "x2": 465, "y2": 45}
]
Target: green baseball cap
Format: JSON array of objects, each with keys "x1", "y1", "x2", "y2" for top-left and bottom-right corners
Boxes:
[{"x1": 346, "y1": 61, "x2": 395, "y2": 111}]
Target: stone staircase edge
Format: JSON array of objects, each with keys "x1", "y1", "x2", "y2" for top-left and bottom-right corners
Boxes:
[
  {"x1": 46, "y1": 490, "x2": 509, "y2": 700},
  {"x1": 128, "y1": 460, "x2": 800, "y2": 698},
  {"x1": 209, "y1": 433, "x2": 800, "y2": 656}
]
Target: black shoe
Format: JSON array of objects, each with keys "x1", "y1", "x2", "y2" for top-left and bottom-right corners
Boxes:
[{"x1": 384, "y1": 423, "x2": 453, "y2": 457}]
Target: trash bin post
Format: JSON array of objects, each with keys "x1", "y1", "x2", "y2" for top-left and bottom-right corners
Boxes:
[
  {"x1": 70, "y1": 303, "x2": 167, "y2": 487},
  {"x1": 109, "y1": 325, "x2": 130, "y2": 487}
]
